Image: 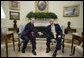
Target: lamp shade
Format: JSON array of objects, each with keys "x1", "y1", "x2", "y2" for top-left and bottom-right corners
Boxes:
[{"x1": 1, "y1": 6, "x2": 6, "y2": 18}]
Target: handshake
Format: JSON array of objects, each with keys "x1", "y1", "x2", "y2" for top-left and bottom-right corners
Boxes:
[
  {"x1": 37, "y1": 32, "x2": 43, "y2": 36},
  {"x1": 31, "y1": 32, "x2": 43, "y2": 36}
]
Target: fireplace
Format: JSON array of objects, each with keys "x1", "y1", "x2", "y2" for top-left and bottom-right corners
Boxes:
[{"x1": 34, "y1": 21, "x2": 49, "y2": 38}]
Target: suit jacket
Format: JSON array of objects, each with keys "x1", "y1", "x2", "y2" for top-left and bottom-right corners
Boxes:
[
  {"x1": 44, "y1": 24, "x2": 62, "y2": 37},
  {"x1": 21, "y1": 22, "x2": 36, "y2": 37}
]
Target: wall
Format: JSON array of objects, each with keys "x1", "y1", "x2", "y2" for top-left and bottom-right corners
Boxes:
[
  {"x1": 49, "y1": 1, "x2": 83, "y2": 28},
  {"x1": 1, "y1": 1, "x2": 35, "y2": 28},
  {"x1": 1, "y1": 1, "x2": 83, "y2": 33}
]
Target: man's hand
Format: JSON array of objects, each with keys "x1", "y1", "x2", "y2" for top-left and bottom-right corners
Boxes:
[
  {"x1": 38, "y1": 32, "x2": 43, "y2": 36},
  {"x1": 58, "y1": 35, "x2": 61, "y2": 38},
  {"x1": 31, "y1": 32, "x2": 34, "y2": 34}
]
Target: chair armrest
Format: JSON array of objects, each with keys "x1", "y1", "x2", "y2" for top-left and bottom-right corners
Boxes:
[
  {"x1": 61, "y1": 34, "x2": 65, "y2": 39},
  {"x1": 61, "y1": 34, "x2": 65, "y2": 47},
  {"x1": 17, "y1": 32, "x2": 24, "y2": 43},
  {"x1": 17, "y1": 32, "x2": 22, "y2": 45}
]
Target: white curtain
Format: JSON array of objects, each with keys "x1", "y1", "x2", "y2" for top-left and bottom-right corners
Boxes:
[{"x1": 1, "y1": 6, "x2": 6, "y2": 18}]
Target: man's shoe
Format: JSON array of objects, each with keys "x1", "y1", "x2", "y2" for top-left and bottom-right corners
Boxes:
[
  {"x1": 32, "y1": 51, "x2": 37, "y2": 55},
  {"x1": 46, "y1": 49, "x2": 51, "y2": 53},
  {"x1": 22, "y1": 50, "x2": 25, "y2": 53}
]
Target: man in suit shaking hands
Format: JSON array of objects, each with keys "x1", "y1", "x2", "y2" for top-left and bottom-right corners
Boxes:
[
  {"x1": 21, "y1": 18, "x2": 41, "y2": 55},
  {"x1": 39, "y1": 18, "x2": 62, "y2": 57}
]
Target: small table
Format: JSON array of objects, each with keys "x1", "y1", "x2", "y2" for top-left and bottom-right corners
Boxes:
[
  {"x1": 64, "y1": 29, "x2": 76, "y2": 34},
  {"x1": 8, "y1": 28, "x2": 19, "y2": 32},
  {"x1": 1, "y1": 32, "x2": 15, "y2": 57},
  {"x1": 71, "y1": 33, "x2": 83, "y2": 54}
]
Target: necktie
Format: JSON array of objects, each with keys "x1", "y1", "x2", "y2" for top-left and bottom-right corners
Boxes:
[
  {"x1": 52, "y1": 25, "x2": 56, "y2": 38},
  {"x1": 32, "y1": 24, "x2": 34, "y2": 29}
]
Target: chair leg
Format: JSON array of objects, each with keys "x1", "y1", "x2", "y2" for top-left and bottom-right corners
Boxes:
[
  {"x1": 62, "y1": 47, "x2": 64, "y2": 53},
  {"x1": 18, "y1": 34, "x2": 21, "y2": 51},
  {"x1": 18, "y1": 44, "x2": 20, "y2": 51},
  {"x1": 62, "y1": 38, "x2": 64, "y2": 53},
  {"x1": 72, "y1": 46, "x2": 75, "y2": 55}
]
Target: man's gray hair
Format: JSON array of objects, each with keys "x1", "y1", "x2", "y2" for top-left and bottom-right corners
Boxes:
[{"x1": 50, "y1": 18, "x2": 54, "y2": 21}]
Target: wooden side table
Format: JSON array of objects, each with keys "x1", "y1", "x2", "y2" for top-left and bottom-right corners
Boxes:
[
  {"x1": 1, "y1": 32, "x2": 15, "y2": 57},
  {"x1": 71, "y1": 33, "x2": 83, "y2": 54},
  {"x1": 64, "y1": 28, "x2": 76, "y2": 34},
  {"x1": 8, "y1": 28, "x2": 19, "y2": 32}
]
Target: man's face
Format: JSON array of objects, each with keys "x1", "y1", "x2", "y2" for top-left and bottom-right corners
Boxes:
[
  {"x1": 31, "y1": 18, "x2": 35, "y2": 24},
  {"x1": 49, "y1": 19, "x2": 54, "y2": 25}
]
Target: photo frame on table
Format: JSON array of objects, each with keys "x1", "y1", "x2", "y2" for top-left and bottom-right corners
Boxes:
[{"x1": 63, "y1": 4, "x2": 80, "y2": 17}]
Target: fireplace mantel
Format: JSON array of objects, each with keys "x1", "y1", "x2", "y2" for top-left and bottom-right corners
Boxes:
[{"x1": 34, "y1": 22, "x2": 50, "y2": 27}]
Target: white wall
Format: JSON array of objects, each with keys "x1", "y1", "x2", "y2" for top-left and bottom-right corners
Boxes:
[
  {"x1": 1, "y1": 1, "x2": 83, "y2": 33},
  {"x1": 1, "y1": 1, "x2": 35, "y2": 28},
  {"x1": 49, "y1": 1, "x2": 83, "y2": 28}
]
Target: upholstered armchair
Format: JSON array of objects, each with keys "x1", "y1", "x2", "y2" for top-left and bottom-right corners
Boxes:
[{"x1": 17, "y1": 25, "x2": 26, "y2": 51}]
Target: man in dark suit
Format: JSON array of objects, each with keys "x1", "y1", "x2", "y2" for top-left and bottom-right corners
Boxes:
[
  {"x1": 21, "y1": 18, "x2": 41, "y2": 55},
  {"x1": 39, "y1": 18, "x2": 62, "y2": 57}
]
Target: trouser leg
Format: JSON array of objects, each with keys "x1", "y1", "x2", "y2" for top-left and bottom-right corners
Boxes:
[
  {"x1": 30, "y1": 36, "x2": 36, "y2": 51},
  {"x1": 46, "y1": 36, "x2": 51, "y2": 50},
  {"x1": 53, "y1": 38, "x2": 61, "y2": 54},
  {"x1": 22, "y1": 36, "x2": 29, "y2": 51}
]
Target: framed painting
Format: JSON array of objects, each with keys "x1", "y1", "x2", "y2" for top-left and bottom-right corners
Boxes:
[
  {"x1": 10, "y1": 11, "x2": 20, "y2": 20},
  {"x1": 35, "y1": 1, "x2": 48, "y2": 13},
  {"x1": 63, "y1": 4, "x2": 80, "y2": 17},
  {"x1": 9, "y1": 1, "x2": 20, "y2": 10}
]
